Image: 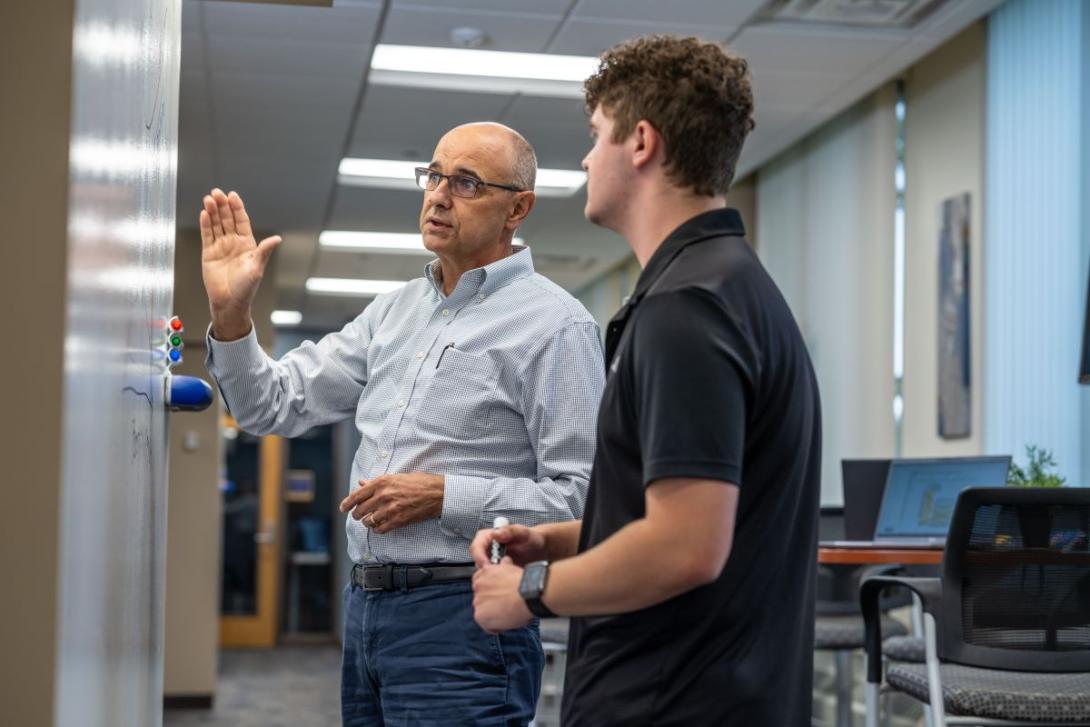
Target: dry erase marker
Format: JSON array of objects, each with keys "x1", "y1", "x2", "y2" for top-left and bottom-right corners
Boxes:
[{"x1": 491, "y1": 516, "x2": 510, "y2": 564}]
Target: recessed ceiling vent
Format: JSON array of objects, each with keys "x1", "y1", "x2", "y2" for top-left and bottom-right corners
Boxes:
[{"x1": 756, "y1": 0, "x2": 945, "y2": 28}]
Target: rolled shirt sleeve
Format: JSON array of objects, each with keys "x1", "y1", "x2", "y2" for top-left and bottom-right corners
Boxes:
[{"x1": 205, "y1": 311, "x2": 373, "y2": 438}]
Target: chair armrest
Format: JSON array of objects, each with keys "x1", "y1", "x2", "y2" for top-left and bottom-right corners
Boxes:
[
  {"x1": 818, "y1": 563, "x2": 904, "y2": 615},
  {"x1": 859, "y1": 575, "x2": 942, "y2": 684}
]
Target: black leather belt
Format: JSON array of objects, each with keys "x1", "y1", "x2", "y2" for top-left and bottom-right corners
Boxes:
[{"x1": 352, "y1": 563, "x2": 476, "y2": 592}]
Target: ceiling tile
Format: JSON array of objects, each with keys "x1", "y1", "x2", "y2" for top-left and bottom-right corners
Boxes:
[
  {"x1": 750, "y1": 69, "x2": 851, "y2": 113},
  {"x1": 730, "y1": 26, "x2": 906, "y2": 77},
  {"x1": 214, "y1": 112, "x2": 347, "y2": 168},
  {"x1": 548, "y1": 18, "x2": 735, "y2": 56},
  {"x1": 500, "y1": 96, "x2": 589, "y2": 169},
  {"x1": 912, "y1": 0, "x2": 1003, "y2": 42},
  {"x1": 392, "y1": 0, "x2": 571, "y2": 14},
  {"x1": 201, "y1": 1, "x2": 381, "y2": 44},
  {"x1": 503, "y1": 95, "x2": 587, "y2": 127},
  {"x1": 572, "y1": 0, "x2": 765, "y2": 26},
  {"x1": 205, "y1": 34, "x2": 370, "y2": 79},
  {"x1": 379, "y1": 5, "x2": 563, "y2": 52},
  {"x1": 209, "y1": 70, "x2": 359, "y2": 114},
  {"x1": 327, "y1": 186, "x2": 424, "y2": 232},
  {"x1": 346, "y1": 85, "x2": 514, "y2": 160},
  {"x1": 213, "y1": 158, "x2": 337, "y2": 233}
]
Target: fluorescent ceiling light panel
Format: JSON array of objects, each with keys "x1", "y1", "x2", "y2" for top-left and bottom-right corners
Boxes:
[
  {"x1": 271, "y1": 310, "x2": 303, "y2": 326},
  {"x1": 320, "y1": 231, "x2": 432, "y2": 254},
  {"x1": 370, "y1": 45, "x2": 598, "y2": 99},
  {"x1": 535, "y1": 169, "x2": 589, "y2": 190},
  {"x1": 338, "y1": 158, "x2": 586, "y2": 198},
  {"x1": 372, "y1": 44, "x2": 597, "y2": 82},
  {"x1": 306, "y1": 278, "x2": 408, "y2": 297},
  {"x1": 320, "y1": 230, "x2": 525, "y2": 253}
]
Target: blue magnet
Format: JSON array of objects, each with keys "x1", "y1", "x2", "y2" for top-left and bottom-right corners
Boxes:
[{"x1": 167, "y1": 375, "x2": 214, "y2": 412}]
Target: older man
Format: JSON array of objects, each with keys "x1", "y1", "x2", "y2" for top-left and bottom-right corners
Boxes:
[{"x1": 200, "y1": 122, "x2": 603, "y2": 726}]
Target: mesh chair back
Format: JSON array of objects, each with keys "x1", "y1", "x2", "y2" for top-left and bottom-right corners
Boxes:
[{"x1": 941, "y1": 487, "x2": 1090, "y2": 672}]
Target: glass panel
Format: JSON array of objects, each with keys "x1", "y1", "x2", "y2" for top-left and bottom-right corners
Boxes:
[
  {"x1": 284, "y1": 426, "x2": 335, "y2": 633},
  {"x1": 221, "y1": 424, "x2": 261, "y2": 615}
]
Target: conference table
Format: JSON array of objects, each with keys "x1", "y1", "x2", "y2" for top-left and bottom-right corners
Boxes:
[
  {"x1": 818, "y1": 544, "x2": 944, "y2": 566},
  {"x1": 818, "y1": 543, "x2": 943, "y2": 604}
]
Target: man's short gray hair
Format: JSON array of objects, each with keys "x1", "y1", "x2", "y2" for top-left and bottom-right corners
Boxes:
[{"x1": 507, "y1": 129, "x2": 537, "y2": 192}]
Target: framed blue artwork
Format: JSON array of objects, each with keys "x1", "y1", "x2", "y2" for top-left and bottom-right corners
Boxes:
[{"x1": 938, "y1": 192, "x2": 972, "y2": 438}]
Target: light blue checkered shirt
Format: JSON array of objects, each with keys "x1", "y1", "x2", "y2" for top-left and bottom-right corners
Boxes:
[{"x1": 206, "y1": 247, "x2": 604, "y2": 565}]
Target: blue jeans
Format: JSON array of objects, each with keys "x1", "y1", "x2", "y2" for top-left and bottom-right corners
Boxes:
[{"x1": 341, "y1": 576, "x2": 544, "y2": 726}]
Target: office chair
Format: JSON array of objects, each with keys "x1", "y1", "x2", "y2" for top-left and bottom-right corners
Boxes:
[
  {"x1": 815, "y1": 558, "x2": 916, "y2": 727},
  {"x1": 860, "y1": 487, "x2": 1090, "y2": 726}
]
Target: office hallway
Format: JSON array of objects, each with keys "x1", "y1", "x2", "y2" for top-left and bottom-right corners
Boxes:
[{"x1": 165, "y1": 645, "x2": 342, "y2": 727}]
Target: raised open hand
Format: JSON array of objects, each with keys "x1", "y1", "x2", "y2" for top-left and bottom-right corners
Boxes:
[{"x1": 199, "y1": 189, "x2": 281, "y2": 339}]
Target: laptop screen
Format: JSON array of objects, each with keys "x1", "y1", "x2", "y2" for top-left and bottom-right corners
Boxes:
[{"x1": 873, "y1": 456, "x2": 1011, "y2": 539}]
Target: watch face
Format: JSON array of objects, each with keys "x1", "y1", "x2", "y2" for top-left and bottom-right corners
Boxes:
[{"x1": 519, "y1": 562, "x2": 547, "y2": 599}]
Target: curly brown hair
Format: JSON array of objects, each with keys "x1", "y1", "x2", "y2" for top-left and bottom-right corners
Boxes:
[{"x1": 584, "y1": 35, "x2": 756, "y2": 196}]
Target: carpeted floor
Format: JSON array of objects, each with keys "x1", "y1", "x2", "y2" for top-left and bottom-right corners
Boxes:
[{"x1": 164, "y1": 645, "x2": 342, "y2": 727}]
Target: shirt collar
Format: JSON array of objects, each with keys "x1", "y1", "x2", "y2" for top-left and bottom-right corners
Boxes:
[
  {"x1": 424, "y1": 245, "x2": 535, "y2": 299},
  {"x1": 631, "y1": 208, "x2": 746, "y2": 302}
]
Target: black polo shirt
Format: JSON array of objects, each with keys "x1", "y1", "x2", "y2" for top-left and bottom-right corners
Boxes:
[{"x1": 561, "y1": 208, "x2": 822, "y2": 727}]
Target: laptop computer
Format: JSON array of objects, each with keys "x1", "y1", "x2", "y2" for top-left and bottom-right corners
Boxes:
[
  {"x1": 870, "y1": 456, "x2": 1012, "y2": 548},
  {"x1": 841, "y1": 458, "x2": 892, "y2": 541},
  {"x1": 823, "y1": 455, "x2": 1012, "y2": 549}
]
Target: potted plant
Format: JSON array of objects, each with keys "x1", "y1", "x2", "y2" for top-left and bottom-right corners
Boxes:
[
  {"x1": 1005, "y1": 445, "x2": 1065, "y2": 547},
  {"x1": 1006, "y1": 445, "x2": 1066, "y2": 488}
]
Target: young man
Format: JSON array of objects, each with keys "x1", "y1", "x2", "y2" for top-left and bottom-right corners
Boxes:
[
  {"x1": 471, "y1": 37, "x2": 822, "y2": 726},
  {"x1": 202, "y1": 122, "x2": 604, "y2": 725}
]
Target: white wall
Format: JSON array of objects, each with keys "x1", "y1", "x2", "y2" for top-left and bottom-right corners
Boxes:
[
  {"x1": 901, "y1": 23, "x2": 987, "y2": 458},
  {"x1": 0, "y1": 3, "x2": 74, "y2": 723},
  {"x1": 575, "y1": 256, "x2": 639, "y2": 333},
  {"x1": 757, "y1": 88, "x2": 897, "y2": 505}
]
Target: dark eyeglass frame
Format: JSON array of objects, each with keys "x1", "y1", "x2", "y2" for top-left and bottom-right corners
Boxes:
[{"x1": 414, "y1": 167, "x2": 524, "y2": 198}]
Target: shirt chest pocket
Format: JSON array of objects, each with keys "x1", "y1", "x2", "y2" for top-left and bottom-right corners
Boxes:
[{"x1": 413, "y1": 348, "x2": 500, "y2": 440}]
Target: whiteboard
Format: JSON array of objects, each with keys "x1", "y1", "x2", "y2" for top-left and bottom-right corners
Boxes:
[{"x1": 55, "y1": 1, "x2": 181, "y2": 725}]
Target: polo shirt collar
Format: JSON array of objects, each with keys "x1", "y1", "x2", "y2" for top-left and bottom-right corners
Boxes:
[{"x1": 631, "y1": 207, "x2": 746, "y2": 302}]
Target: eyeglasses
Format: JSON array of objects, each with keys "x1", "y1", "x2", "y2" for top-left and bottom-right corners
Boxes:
[{"x1": 414, "y1": 167, "x2": 524, "y2": 198}]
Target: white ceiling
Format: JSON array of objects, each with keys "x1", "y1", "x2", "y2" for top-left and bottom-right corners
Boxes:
[{"x1": 178, "y1": 0, "x2": 1003, "y2": 331}]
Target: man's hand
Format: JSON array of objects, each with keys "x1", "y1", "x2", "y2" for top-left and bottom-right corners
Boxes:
[
  {"x1": 338, "y1": 472, "x2": 444, "y2": 534},
  {"x1": 472, "y1": 558, "x2": 532, "y2": 634},
  {"x1": 470, "y1": 524, "x2": 548, "y2": 569},
  {"x1": 200, "y1": 188, "x2": 282, "y2": 341}
]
